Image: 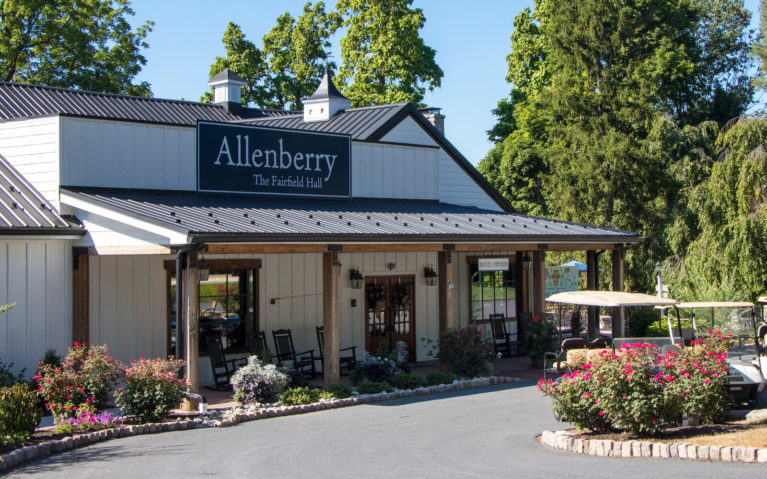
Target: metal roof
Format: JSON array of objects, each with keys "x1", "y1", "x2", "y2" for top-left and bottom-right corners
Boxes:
[
  {"x1": 208, "y1": 69, "x2": 246, "y2": 85},
  {"x1": 305, "y1": 71, "x2": 350, "y2": 102},
  {"x1": 61, "y1": 188, "x2": 640, "y2": 244},
  {"x1": 0, "y1": 82, "x2": 248, "y2": 126},
  {"x1": 239, "y1": 103, "x2": 406, "y2": 141},
  {"x1": 0, "y1": 155, "x2": 82, "y2": 234}
]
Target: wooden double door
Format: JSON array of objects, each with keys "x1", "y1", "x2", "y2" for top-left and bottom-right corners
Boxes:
[{"x1": 365, "y1": 275, "x2": 416, "y2": 359}]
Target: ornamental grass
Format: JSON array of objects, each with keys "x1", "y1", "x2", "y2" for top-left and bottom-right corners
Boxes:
[{"x1": 538, "y1": 333, "x2": 732, "y2": 436}]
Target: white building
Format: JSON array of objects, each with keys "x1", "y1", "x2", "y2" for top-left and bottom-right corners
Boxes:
[{"x1": 0, "y1": 71, "x2": 640, "y2": 387}]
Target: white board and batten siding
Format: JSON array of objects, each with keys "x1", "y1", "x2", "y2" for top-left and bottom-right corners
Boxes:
[
  {"x1": 88, "y1": 251, "x2": 441, "y2": 385},
  {"x1": 59, "y1": 117, "x2": 196, "y2": 191},
  {"x1": 351, "y1": 143, "x2": 438, "y2": 200},
  {"x1": 0, "y1": 117, "x2": 60, "y2": 210},
  {"x1": 0, "y1": 239, "x2": 73, "y2": 378},
  {"x1": 439, "y1": 150, "x2": 503, "y2": 211}
]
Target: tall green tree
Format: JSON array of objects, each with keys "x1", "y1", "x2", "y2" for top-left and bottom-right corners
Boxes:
[
  {"x1": 754, "y1": 0, "x2": 767, "y2": 90},
  {"x1": 202, "y1": 22, "x2": 269, "y2": 107},
  {"x1": 263, "y1": 2, "x2": 341, "y2": 110},
  {"x1": 481, "y1": 0, "x2": 753, "y2": 291},
  {"x1": 664, "y1": 117, "x2": 767, "y2": 301},
  {"x1": 336, "y1": 0, "x2": 443, "y2": 107},
  {"x1": 0, "y1": 0, "x2": 153, "y2": 96}
]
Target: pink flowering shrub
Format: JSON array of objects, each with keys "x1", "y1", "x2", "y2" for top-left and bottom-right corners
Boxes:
[
  {"x1": 538, "y1": 333, "x2": 732, "y2": 435},
  {"x1": 35, "y1": 342, "x2": 122, "y2": 418},
  {"x1": 114, "y1": 357, "x2": 185, "y2": 423}
]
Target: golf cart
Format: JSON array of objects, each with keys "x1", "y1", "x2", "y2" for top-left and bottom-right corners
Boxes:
[
  {"x1": 543, "y1": 291, "x2": 679, "y2": 379},
  {"x1": 656, "y1": 302, "x2": 766, "y2": 407}
]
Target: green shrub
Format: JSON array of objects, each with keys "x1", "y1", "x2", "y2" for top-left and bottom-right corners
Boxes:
[
  {"x1": 644, "y1": 322, "x2": 668, "y2": 337},
  {"x1": 280, "y1": 387, "x2": 325, "y2": 405},
  {"x1": 114, "y1": 357, "x2": 185, "y2": 423},
  {"x1": 350, "y1": 354, "x2": 402, "y2": 384},
  {"x1": 35, "y1": 343, "x2": 122, "y2": 418},
  {"x1": 425, "y1": 372, "x2": 457, "y2": 386},
  {"x1": 324, "y1": 383, "x2": 353, "y2": 399},
  {"x1": 522, "y1": 314, "x2": 555, "y2": 357},
  {"x1": 390, "y1": 372, "x2": 427, "y2": 390},
  {"x1": 627, "y1": 307, "x2": 662, "y2": 337},
  {"x1": 0, "y1": 358, "x2": 25, "y2": 388},
  {"x1": 230, "y1": 356, "x2": 289, "y2": 405},
  {"x1": 0, "y1": 383, "x2": 42, "y2": 445},
  {"x1": 357, "y1": 381, "x2": 393, "y2": 395},
  {"x1": 437, "y1": 327, "x2": 495, "y2": 378}
]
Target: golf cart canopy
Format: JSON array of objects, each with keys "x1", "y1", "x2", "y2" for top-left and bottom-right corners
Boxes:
[
  {"x1": 545, "y1": 290, "x2": 678, "y2": 308},
  {"x1": 655, "y1": 301, "x2": 754, "y2": 310}
]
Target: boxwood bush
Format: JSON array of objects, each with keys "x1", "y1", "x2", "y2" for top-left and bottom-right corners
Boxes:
[
  {"x1": 0, "y1": 383, "x2": 41, "y2": 445},
  {"x1": 390, "y1": 372, "x2": 427, "y2": 390},
  {"x1": 324, "y1": 383, "x2": 353, "y2": 399},
  {"x1": 357, "y1": 381, "x2": 393, "y2": 395},
  {"x1": 280, "y1": 387, "x2": 332, "y2": 405},
  {"x1": 426, "y1": 372, "x2": 457, "y2": 386}
]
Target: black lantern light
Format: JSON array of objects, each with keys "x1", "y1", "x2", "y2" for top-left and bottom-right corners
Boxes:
[
  {"x1": 350, "y1": 267, "x2": 363, "y2": 289},
  {"x1": 424, "y1": 264, "x2": 438, "y2": 286},
  {"x1": 522, "y1": 254, "x2": 532, "y2": 271}
]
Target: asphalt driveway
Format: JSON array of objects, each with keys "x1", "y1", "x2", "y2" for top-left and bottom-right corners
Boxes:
[{"x1": 8, "y1": 381, "x2": 761, "y2": 478}]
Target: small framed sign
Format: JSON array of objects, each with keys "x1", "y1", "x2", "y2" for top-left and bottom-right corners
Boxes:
[
  {"x1": 478, "y1": 258, "x2": 509, "y2": 271},
  {"x1": 197, "y1": 121, "x2": 351, "y2": 198}
]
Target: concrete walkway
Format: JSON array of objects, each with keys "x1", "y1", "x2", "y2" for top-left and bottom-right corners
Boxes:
[{"x1": 10, "y1": 381, "x2": 760, "y2": 478}]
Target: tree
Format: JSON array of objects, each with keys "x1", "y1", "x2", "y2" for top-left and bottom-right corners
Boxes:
[
  {"x1": 201, "y1": 22, "x2": 269, "y2": 107},
  {"x1": 754, "y1": 0, "x2": 767, "y2": 90},
  {"x1": 336, "y1": 0, "x2": 443, "y2": 107},
  {"x1": 664, "y1": 117, "x2": 767, "y2": 301},
  {"x1": 263, "y1": 2, "x2": 341, "y2": 110},
  {"x1": 481, "y1": 0, "x2": 753, "y2": 291},
  {"x1": 0, "y1": 0, "x2": 153, "y2": 96}
]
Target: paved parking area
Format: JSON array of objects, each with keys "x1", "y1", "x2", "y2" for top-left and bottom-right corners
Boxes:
[{"x1": 9, "y1": 381, "x2": 761, "y2": 478}]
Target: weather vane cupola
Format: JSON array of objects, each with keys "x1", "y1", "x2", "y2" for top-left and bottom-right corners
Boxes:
[
  {"x1": 303, "y1": 70, "x2": 351, "y2": 122},
  {"x1": 208, "y1": 69, "x2": 247, "y2": 113}
]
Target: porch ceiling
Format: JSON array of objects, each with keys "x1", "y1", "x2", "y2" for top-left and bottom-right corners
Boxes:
[{"x1": 60, "y1": 188, "x2": 642, "y2": 245}]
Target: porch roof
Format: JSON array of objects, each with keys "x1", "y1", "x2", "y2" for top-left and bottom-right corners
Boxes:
[{"x1": 61, "y1": 188, "x2": 642, "y2": 245}]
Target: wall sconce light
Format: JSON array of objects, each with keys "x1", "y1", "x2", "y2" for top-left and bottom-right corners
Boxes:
[
  {"x1": 424, "y1": 264, "x2": 438, "y2": 286},
  {"x1": 387, "y1": 262, "x2": 396, "y2": 271},
  {"x1": 349, "y1": 267, "x2": 363, "y2": 289},
  {"x1": 522, "y1": 254, "x2": 532, "y2": 271}
]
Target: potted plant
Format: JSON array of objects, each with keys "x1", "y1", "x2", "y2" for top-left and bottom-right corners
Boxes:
[{"x1": 523, "y1": 314, "x2": 555, "y2": 369}]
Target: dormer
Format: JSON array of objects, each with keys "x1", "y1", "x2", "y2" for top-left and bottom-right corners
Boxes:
[
  {"x1": 208, "y1": 69, "x2": 247, "y2": 113},
  {"x1": 303, "y1": 71, "x2": 352, "y2": 122}
]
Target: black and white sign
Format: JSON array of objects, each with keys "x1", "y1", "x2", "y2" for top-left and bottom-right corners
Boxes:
[
  {"x1": 197, "y1": 121, "x2": 351, "y2": 197},
  {"x1": 478, "y1": 258, "x2": 509, "y2": 271}
]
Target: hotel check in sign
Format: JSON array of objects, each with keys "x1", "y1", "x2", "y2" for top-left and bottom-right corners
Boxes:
[{"x1": 197, "y1": 121, "x2": 351, "y2": 198}]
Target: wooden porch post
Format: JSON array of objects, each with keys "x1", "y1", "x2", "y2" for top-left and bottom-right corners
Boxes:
[
  {"x1": 533, "y1": 249, "x2": 546, "y2": 316},
  {"x1": 444, "y1": 245, "x2": 455, "y2": 329},
  {"x1": 184, "y1": 250, "x2": 200, "y2": 393},
  {"x1": 611, "y1": 247, "x2": 625, "y2": 338},
  {"x1": 72, "y1": 247, "x2": 89, "y2": 345},
  {"x1": 323, "y1": 250, "x2": 341, "y2": 387},
  {"x1": 586, "y1": 250, "x2": 599, "y2": 337},
  {"x1": 438, "y1": 251, "x2": 448, "y2": 333}
]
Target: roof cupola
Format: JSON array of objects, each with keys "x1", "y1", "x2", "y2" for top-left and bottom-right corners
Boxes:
[
  {"x1": 303, "y1": 70, "x2": 351, "y2": 122},
  {"x1": 208, "y1": 69, "x2": 246, "y2": 113}
]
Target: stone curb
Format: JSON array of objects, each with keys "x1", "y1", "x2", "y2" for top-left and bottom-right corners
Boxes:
[
  {"x1": 538, "y1": 429, "x2": 767, "y2": 464},
  {"x1": 1, "y1": 376, "x2": 515, "y2": 473}
]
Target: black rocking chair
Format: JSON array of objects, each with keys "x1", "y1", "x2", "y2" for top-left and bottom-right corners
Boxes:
[
  {"x1": 271, "y1": 329, "x2": 316, "y2": 379},
  {"x1": 489, "y1": 313, "x2": 516, "y2": 357},
  {"x1": 246, "y1": 331, "x2": 271, "y2": 361},
  {"x1": 205, "y1": 334, "x2": 246, "y2": 391},
  {"x1": 315, "y1": 326, "x2": 357, "y2": 375}
]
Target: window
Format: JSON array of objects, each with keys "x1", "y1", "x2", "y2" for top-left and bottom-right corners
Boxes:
[
  {"x1": 167, "y1": 259, "x2": 260, "y2": 355},
  {"x1": 470, "y1": 261, "x2": 517, "y2": 322}
]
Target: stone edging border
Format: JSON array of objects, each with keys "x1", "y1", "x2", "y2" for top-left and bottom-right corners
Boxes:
[
  {"x1": 538, "y1": 429, "x2": 767, "y2": 463},
  {"x1": 0, "y1": 376, "x2": 515, "y2": 472}
]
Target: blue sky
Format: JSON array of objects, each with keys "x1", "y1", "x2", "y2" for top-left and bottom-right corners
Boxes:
[{"x1": 128, "y1": 0, "x2": 762, "y2": 166}]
